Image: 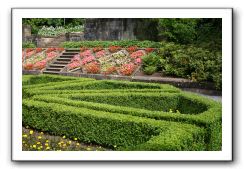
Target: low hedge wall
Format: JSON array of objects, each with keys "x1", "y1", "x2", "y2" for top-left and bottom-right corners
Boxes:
[
  {"x1": 22, "y1": 75, "x2": 222, "y2": 150},
  {"x1": 22, "y1": 99, "x2": 206, "y2": 150},
  {"x1": 61, "y1": 40, "x2": 161, "y2": 48}
]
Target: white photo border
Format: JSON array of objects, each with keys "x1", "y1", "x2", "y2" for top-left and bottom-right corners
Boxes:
[{"x1": 12, "y1": 8, "x2": 233, "y2": 161}]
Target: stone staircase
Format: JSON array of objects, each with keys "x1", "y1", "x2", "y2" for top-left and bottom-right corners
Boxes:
[{"x1": 43, "y1": 49, "x2": 80, "y2": 74}]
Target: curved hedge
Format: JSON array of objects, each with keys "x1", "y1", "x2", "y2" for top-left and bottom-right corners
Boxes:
[{"x1": 22, "y1": 75, "x2": 222, "y2": 150}]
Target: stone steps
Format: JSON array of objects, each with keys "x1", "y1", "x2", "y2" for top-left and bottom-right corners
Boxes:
[{"x1": 43, "y1": 50, "x2": 79, "y2": 75}]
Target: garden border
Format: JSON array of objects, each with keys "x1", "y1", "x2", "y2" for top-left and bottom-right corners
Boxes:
[{"x1": 22, "y1": 70, "x2": 220, "y2": 92}]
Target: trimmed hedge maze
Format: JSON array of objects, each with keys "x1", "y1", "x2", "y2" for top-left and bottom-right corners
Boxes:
[{"x1": 22, "y1": 74, "x2": 222, "y2": 151}]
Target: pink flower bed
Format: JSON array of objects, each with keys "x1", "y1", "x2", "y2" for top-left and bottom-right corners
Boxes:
[
  {"x1": 134, "y1": 57, "x2": 142, "y2": 64},
  {"x1": 81, "y1": 55, "x2": 95, "y2": 65},
  {"x1": 95, "y1": 50, "x2": 107, "y2": 58},
  {"x1": 67, "y1": 61, "x2": 81, "y2": 70},
  {"x1": 130, "y1": 50, "x2": 145, "y2": 59},
  {"x1": 80, "y1": 50, "x2": 93, "y2": 58},
  {"x1": 67, "y1": 54, "x2": 82, "y2": 70},
  {"x1": 33, "y1": 59, "x2": 47, "y2": 70}
]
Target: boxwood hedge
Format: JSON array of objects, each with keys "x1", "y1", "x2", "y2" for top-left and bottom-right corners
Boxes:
[{"x1": 22, "y1": 74, "x2": 222, "y2": 150}]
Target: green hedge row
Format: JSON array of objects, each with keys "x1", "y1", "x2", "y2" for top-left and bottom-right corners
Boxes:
[
  {"x1": 61, "y1": 40, "x2": 161, "y2": 48},
  {"x1": 32, "y1": 92, "x2": 221, "y2": 150},
  {"x1": 65, "y1": 92, "x2": 207, "y2": 115},
  {"x1": 22, "y1": 75, "x2": 221, "y2": 150},
  {"x1": 22, "y1": 74, "x2": 85, "y2": 86},
  {"x1": 22, "y1": 99, "x2": 206, "y2": 150}
]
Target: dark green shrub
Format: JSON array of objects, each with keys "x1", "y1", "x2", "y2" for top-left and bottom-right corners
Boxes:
[
  {"x1": 143, "y1": 66, "x2": 157, "y2": 75},
  {"x1": 22, "y1": 42, "x2": 36, "y2": 48},
  {"x1": 158, "y1": 42, "x2": 222, "y2": 89},
  {"x1": 142, "y1": 52, "x2": 160, "y2": 75}
]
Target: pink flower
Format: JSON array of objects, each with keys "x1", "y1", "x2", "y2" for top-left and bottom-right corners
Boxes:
[
  {"x1": 135, "y1": 57, "x2": 142, "y2": 64},
  {"x1": 67, "y1": 61, "x2": 81, "y2": 70},
  {"x1": 80, "y1": 50, "x2": 93, "y2": 58},
  {"x1": 71, "y1": 54, "x2": 81, "y2": 62},
  {"x1": 95, "y1": 50, "x2": 106, "y2": 58},
  {"x1": 81, "y1": 55, "x2": 95, "y2": 65},
  {"x1": 130, "y1": 50, "x2": 145, "y2": 59},
  {"x1": 34, "y1": 60, "x2": 47, "y2": 70}
]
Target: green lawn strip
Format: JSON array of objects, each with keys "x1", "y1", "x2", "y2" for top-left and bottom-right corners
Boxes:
[{"x1": 22, "y1": 99, "x2": 205, "y2": 150}]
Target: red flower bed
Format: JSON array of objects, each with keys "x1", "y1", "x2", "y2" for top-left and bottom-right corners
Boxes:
[
  {"x1": 56, "y1": 48, "x2": 64, "y2": 52},
  {"x1": 126, "y1": 46, "x2": 138, "y2": 54},
  {"x1": 84, "y1": 62, "x2": 100, "y2": 74},
  {"x1": 145, "y1": 48, "x2": 155, "y2": 53},
  {"x1": 93, "y1": 46, "x2": 103, "y2": 53},
  {"x1": 46, "y1": 48, "x2": 56, "y2": 53},
  {"x1": 23, "y1": 63, "x2": 34, "y2": 70},
  {"x1": 35, "y1": 48, "x2": 42, "y2": 53},
  {"x1": 80, "y1": 47, "x2": 88, "y2": 52},
  {"x1": 102, "y1": 66, "x2": 117, "y2": 75},
  {"x1": 109, "y1": 46, "x2": 122, "y2": 53},
  {"x1": 130, "y1": 50, "x2": 145, "y2": 59},
  {"x1": 119, "y1": 63, "x2": 136, "y2": 76}
]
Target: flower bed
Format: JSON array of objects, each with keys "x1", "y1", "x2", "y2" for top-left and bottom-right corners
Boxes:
[
  {"x1": 22, "y1": 48, "x2": 63, "y2": 71},
  {"x1": 66, "y1": 47, "x2": 147, "y2": 76},
  {"x1": 22, "y1": 75, "x2": 222, "y2": 151}
]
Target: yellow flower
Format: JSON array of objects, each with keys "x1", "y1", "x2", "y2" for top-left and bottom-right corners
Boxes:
[
  {"x1": 45, "y1": 143, "x2": 49, "y2": 146},
  {"x1": 76, "y1": 143, "x2": 80, "y2": 146},
  {"x1": 62, "y1": 136, "x2": 66, "y2": 139},
  {"x1": 63, "y1": 144, "x2": 67, "y2": 147},
  {"x1": 68, "y1": 141, "x2": 72, "y2": 145},
  {"x1": 37, "y1": 136, "x2": 42, "y2": 139},
  {"x1": 46, "y1": 146, "x2": 50, "y2": 150},
  {"x1": 22, "y1": 134, "x2": 28, "y2": 138},
  {"x1": 86, "y1": 147, "x2": 91, "y2": 151},
  {"x1": 45, "y1": 140, "x2": 49, "y2": 143},
  {"x1": 26, "y1": 126, "x2": 29, "y2": 129},
  {"x1": 22, "y1": 141, "x2": 26, "y2": 144},
  {"x1": 37, "y1": 147, "x2": 41, "y2": 150},
  {"x1": 37, "y1": 142, "x2": 41, "y2": 145},
  {"x1": 32, "y1": 145, "x2": 37, "y2": 149},
  {"x1": 29, "y1": 130, "x2": 34, "y2": 135},
  {"x1": 40, "y1": 132, "x2": 44, "y2": 135},
  {"x1": 74, "y1": 138, "x2": 77, "y2": 141},
  {"x1": 58, "y1": 142, "x2": 62, "y2": 145}
]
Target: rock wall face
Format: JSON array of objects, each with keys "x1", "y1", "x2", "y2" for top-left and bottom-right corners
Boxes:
[{"x1": 84, "y1": 19, "x2": 136, "y2": 40}]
